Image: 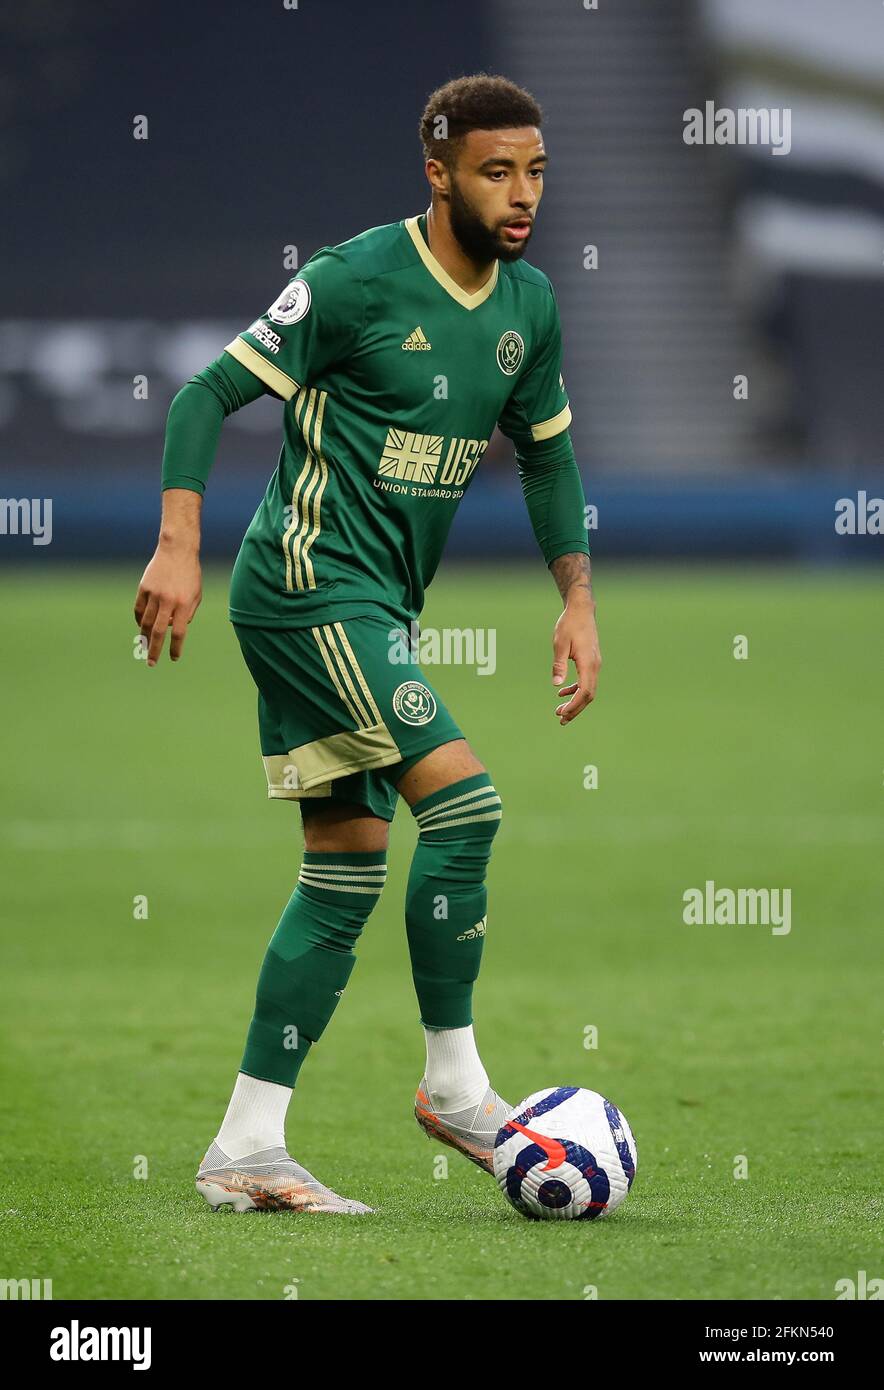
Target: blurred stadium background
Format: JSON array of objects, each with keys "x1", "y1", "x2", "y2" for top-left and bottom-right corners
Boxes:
[{"x1": 2, "y1": 0, "x2": 882, "y2": 565}]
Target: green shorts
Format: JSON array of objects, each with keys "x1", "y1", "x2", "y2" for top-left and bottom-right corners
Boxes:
[{"x1": 234, "y1": 615, "x2": 464, "y2": 822}]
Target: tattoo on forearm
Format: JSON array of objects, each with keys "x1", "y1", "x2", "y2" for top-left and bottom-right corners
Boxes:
[{"x1": 550, "y1": 551, "x2": 593, "y2": 604}]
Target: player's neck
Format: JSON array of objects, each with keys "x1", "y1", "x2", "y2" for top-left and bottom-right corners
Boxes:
[{"x1": 425, "y1": 205, "x2": 496, "y2": 295}]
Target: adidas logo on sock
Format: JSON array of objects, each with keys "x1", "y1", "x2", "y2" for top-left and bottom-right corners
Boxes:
[
  {"x1": 456, "y1": 915, "x2": 487, "y2": 942},
  {"x1": 401, "y1": 325, "x2": 432, "y2": 351}
]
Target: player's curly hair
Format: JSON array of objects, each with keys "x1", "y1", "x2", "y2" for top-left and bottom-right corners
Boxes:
[{"x1": 419, "y1": 74, "x2": 543, "y2": 168}]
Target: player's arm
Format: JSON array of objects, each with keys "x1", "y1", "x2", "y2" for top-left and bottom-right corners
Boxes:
[
  {"x1": 498, "y1": 281, "x2": 599, "y2": 725},
  {"x1": 135, "y1": 251, "x2": 364, "y2": 665},
  {"x1": 515, "y1": 429, "x2": 600, "y2": 724},
  {"x1": 548, "y1": 547, "x2": 599, "y2": 725},
  {"x1": 134, "y1": 353, "x2": 266, "y2": 666}
]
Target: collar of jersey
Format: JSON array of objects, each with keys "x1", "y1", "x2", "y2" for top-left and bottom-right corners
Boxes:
[{"x1": 405, "y1": 214, "x2": 499, "y2": 311}]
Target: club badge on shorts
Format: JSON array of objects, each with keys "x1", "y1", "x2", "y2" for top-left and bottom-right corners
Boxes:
[{"x1": 392, "y1": 680, "x2": 436, "y2": 725}]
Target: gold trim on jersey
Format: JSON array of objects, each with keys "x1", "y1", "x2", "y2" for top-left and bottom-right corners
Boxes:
[
  {"x1": 299, "y1": 392, "x2": 329, "y2": 587},
  {"x1": 281, "y1": 390, "x2": 313, "y2": 592},
  {"x1": 281, "y1": 387, "x2": 330, "y2": 592},
  {"x1": 223, "y1": 337, "x2": 300, "y2": 400},
  {"x1": 405, "y1": 216, "x2": 499, "y2": 310},
  {"x1": 530, "y1": 403, "x2": 572, "y2": 442}
]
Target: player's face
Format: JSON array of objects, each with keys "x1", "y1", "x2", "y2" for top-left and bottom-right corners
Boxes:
[{"x1": 447, "y1": 127, "x2": 546, "y2": 263}]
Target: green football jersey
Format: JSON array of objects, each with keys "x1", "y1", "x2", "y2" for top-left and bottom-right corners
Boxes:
[{"x1": 225, "y1": 213, "x2": 572, "y2": 630}]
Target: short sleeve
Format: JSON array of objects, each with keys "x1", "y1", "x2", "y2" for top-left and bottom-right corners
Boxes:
[
  {"x1": 497, "y1": 285, "x2": 572, "y2": 448},
  {"x1": 223, "y1": 248, "x2": 363, "y2": 400}
]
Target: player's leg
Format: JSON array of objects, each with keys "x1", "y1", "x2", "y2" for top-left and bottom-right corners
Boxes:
[
  {"x1": 313, "y1": 614, "x2": 510, "y2": 1173},
  {"x1": 197, "y1": 620, "x2": 399, "y2": 1214},
  {"x1": 197, "y1": 800, "x2": 390, "y2": 1213},
  {"x1": 198, "y1": 802, "x2": 390, "y2": 1214},
  {"x1": 387, "y1": 739, "x2": 512, "y2": 1173}
]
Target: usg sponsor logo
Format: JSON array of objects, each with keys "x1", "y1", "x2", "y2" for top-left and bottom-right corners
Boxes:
[
  {"x1": 49, "y1": 1320, "x2": 151, "y2": 1370},
  {"x1": 392, "y1": 680, "x2": 436, "y2": 726},
  {"x1": 374, "y1": 428, "x2": 488, "y2": 491}
]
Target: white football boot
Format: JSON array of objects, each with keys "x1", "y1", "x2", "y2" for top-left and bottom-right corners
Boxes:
[
  {"x1": 195, "y1": 1142, "x2": 373, "y2": 1214},
  {"x1": 414, "y1": 1079, "x2": 511, "y2": 1175}
]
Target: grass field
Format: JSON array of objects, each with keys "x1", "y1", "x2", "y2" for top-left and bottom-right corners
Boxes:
[{"x1": 1, "y1": 564, "x2": 881, "y2": 1301}]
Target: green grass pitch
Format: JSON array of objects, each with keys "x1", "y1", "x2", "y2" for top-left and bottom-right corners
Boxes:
[{"x1": 0, "y1": 564, "x2": 880, "y2": 1301}]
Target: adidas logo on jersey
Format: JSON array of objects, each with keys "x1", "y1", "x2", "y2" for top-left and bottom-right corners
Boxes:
[{"x1": 401, "y1": 326, "x2": 432, "y2": 351}]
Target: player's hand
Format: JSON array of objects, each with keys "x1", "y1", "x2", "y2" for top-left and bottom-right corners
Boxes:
[
  {"x1": 133, "y1": 542, "x2": 202, "y2": 666},
  {"x1": 551, "y1": 593, "x2": 601, "y2": 724}
]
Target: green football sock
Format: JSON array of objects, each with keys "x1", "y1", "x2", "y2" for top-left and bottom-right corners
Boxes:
[
  {"x1": 405, "y1": 773, "x2": 503, "y2": 1029},
  {"x1": 240, "y1": 850, "x2": 387, "y2": 1087}
]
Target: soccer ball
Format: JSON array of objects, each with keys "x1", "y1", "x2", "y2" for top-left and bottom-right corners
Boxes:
[{"x1": 493, "y1": 1086, "x2": 637, "y2": 1221}]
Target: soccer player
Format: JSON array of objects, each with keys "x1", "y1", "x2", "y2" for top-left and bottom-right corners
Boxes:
[{"x1": 134, "y1": 74, "x2": 600, "y2": 1213}]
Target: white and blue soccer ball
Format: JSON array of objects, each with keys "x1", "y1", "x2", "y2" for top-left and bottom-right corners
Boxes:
[{"x1": 493, "y1": 1086, "x2": 637, "y2": 1221}]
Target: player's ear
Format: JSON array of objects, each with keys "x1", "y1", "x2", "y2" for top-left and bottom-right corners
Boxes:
[{"x1": 425, "y1": 157, "x2": 451, "y2": 200}]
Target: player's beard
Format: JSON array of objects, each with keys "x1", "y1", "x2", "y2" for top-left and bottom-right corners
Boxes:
[{"x1": 448, "y1": 176, "x2": 533, "y2": 264}]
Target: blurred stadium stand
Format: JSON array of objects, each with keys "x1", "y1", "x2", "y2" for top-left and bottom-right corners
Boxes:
[
  {"x1": 702, "y1": 0, "x2": 884, "y2": 475},
  {"x1": 1, "y1": 0, "x2": 881, "y2": 564}
]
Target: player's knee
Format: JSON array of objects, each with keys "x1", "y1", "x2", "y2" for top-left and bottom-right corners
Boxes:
[{"x1": 411, "y1": 771, "x2": 502, "y2": 849}]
